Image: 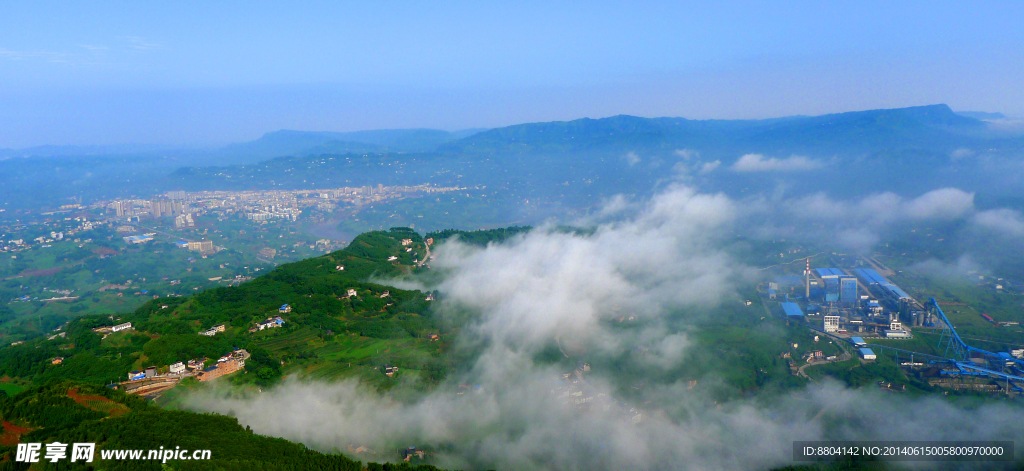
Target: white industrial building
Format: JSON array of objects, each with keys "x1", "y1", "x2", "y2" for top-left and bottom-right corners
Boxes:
[{"x1": 823, "y1": 315, "x2": 840, "y2": 333}]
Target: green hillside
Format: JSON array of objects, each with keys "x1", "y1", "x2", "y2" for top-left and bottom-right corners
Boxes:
[
  {"x1": 0, "y1": 381, "x2": 442, "y2": 470},
  {"x1": 0, "y1": 228, "x2": 446, "y2": 389}
]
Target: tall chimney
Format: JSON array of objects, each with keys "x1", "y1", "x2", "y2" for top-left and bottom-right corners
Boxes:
[{"x1": 805, "y1": 258, "x2": 811, "y2": 299}]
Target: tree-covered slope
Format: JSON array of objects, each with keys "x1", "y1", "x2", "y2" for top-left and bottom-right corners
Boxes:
[
  {"x1": 0, "y1": 228, "x2": 445, "y2": 388},
  {"x1": 0, "y1": 381, "x2": 442, "y2": 471}
]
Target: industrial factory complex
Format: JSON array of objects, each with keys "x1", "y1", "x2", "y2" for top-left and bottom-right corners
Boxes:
[
  {"x1": 766, "y1": 257, "x2": 1024, "y2": 395},
  {"x1": 773, "y1": 262, "x2": 923, "y2": 340}
]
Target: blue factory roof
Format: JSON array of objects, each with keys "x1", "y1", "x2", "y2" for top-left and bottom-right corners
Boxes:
[
  {"x1": 853, "y1": 268, "x2": 912, "y2": 300},
  {"x1": 815, "y1": 268, "x2": 845, "y2": 277},
  {"x1": 887, "y1": 285, "x2": 911, "y2": 299},
  {"x1": 851, "y1": 337, "x2": 865, "y2": 345},
  {"x1": 853, "y1": 268, "x2": 889, "y2": 285},
  {"x1": 781, "y1": 302, "x2": 804, "y2": 317},
  {"x1": 859, "y1": 348, "x2": 876, "y2": 356}
]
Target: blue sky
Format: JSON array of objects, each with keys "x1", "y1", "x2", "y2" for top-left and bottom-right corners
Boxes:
[{"x1": 1, "y1": 1, "x2": 1022, "y2": 147}]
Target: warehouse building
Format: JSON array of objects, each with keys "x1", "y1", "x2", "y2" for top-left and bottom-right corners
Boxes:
[{"x1": 781, "y1": 302, "x2": 805, "y2": 319}]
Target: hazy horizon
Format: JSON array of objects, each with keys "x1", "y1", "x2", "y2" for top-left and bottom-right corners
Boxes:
[
  {"x1": 0, "y1": 103, "x2": 1014, "y2": 152},
  {"x1": 2, "y1": 1, "x2": 1023, "y2": 148}
]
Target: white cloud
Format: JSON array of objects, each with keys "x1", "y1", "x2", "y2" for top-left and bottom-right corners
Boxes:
[
  {"x1": 902, "y1": 188, "x2": 975, "y2": 220},
  {"x1": 985, "y1": 118, "x2": 1024, "y2": 136},
  {"x1": 181, "y1": 185, "x2": 1024, "y2": 470},
  {"x1": 187, "y1": 367, "x2": 1024, "y2": 471},
  {"x1": 698, "y1": 160, "x2": 721, "y2": 174},
  {"x1": 674, "y1": 149, "x2": 699, "y2": 160},
  {"x1": 909, "y1": 255, "x2": 983, "y2": 280},
  {"x1": 0, "y1": 47, "x2": 67, "y2": 61},
  {"x1": 753, "y1": 188, "x2": 976, "y2": 252},
  {"x1": 122, "y1": 36, "x2": 166, "y2": 51},
  {"x1": 789, "y1": 188, "x2": 974, "y2": 225},
  {"x1": 731, "y1": 153, "x2": 822, "y2": 172},
  {"x1": 624, "y1": 151, "x2": 641, "y2": 166},
  {"x1": 950, "y1": 147, "x2": 974, "y2": 160},
  {"x1": 973, "y1": 208, "x2": 1024, "y2": 237},
  {"x1": 432, "y1": 185, "x2": 739, "y2": 350}
]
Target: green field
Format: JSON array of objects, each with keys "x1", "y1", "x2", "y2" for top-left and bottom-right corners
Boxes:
[
  {"x1": 885, "y1": 271, "x2": 1024, "y2": 352},
  {"x1": 0, "y1": 382, "x2": 26, "y2": 396},
  {"x1": 255, "y1": 326, "x2": 439, "y2": 382}
]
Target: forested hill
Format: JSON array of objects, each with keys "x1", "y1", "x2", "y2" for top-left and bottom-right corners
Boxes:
[
  {"x1": 0, "y1": 381, "x2": 443, "y2": 470},
  {"x1": 426, "y1": 226, "x2": 533, "y2": 247},
  {"x1": 438, "y1": 104, "x2": 992, "y2": 154},
  {"x1": 0, "y1": 228, "x2": 443, "y2": 388}
]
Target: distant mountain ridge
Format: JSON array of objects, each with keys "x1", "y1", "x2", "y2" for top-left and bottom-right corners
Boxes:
[
  {"x1": 220, "y1": 128, "x2": 486, "y2": 158},
  {"x1": 1, "y1": 105, "x2": 1008, "y2": 160},
  {"x1": 4, "y1": 104, "x2": 1022, "y2": 213},
  {"x1": 956, "y1": 111, "x2": 1008, "y2": 120},
  {"x1": 440, "y1": 104, "x2": 992, "y2": 154}
]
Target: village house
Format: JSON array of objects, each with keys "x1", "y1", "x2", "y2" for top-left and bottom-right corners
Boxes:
[
  {"x1": 198, "y1": 349, "x2": 249, "y2": 382},
  {"x1": 199, "y1": 324, "x2": 227, "y2": 336},
  {"x1": 384, "y1": 364, "x2": 398, "y2": 377},
  {"x1": 169, "y1": 362, "x2": 186, "y2": 374},
  {"x1": 252, "y1": 316, "x2": 285, "y2": 331},
  {"x1": 346, "y1": 288, "x2": 358, "y2": 298},
  {"x1": 279, "y1": 304, "x2": 292, "y2": 313},
  {"x1": 111, "y1": 321, "x2": 133, "y2": 333},
  {"x1": 401, "y1": 447, "x2": 425, "y2": 461},
  {"x1": 401, "y1": 238, "x2": 413, "y2": 246},
  {"x1": 92, "y1": 321, "x2": 133, "y2": 335},
  {"x1": 387, "y1": 256, "x2": 398, "y2": 261},
  {"x1": 379, "y1": 291, "x2": 390, "y2": 298}
]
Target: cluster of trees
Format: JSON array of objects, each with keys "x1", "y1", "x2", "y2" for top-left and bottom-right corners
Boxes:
[
  {"x1": 244, "y1": 347, "x2": 282, "y2": 385},
  {"x1": 0, "y1": 305, "x2": 15, "y2": 324},
  {"x1": 0, "y1": 381, "x2": 447, "y2": 470},
  {"x1": 427, "y1": 226, "x2": 532, "y2": 247}
]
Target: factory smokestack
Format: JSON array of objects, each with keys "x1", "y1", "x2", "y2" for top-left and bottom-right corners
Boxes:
[{"x1": 805, "y1": 258, "x2": 810, "y2": 299}]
